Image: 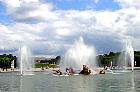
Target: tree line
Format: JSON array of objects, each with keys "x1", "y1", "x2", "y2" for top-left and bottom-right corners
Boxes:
[
  {"x1": 97, "y1": 51, "x2": 140, "y2": 67},
  {"x1": 0, "y1": 54, "x2": 17, "y2": 70},
  {"x1": 0, "y1": 51, "x2": 140, "y2": 69}
]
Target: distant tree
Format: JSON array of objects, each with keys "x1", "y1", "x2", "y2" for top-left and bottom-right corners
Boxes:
[
  {"x1": 109, "y1": 52, "x2": 115, "y2": 56},
  {"x1": 55, "y1": 56, "x2": 61, "y2": 65},
  {"x1": 0, "y1": 54, "x2": 16, "y2": 69}
]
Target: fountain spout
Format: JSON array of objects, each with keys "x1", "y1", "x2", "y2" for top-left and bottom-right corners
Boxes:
[
  {"x1": 19, "y1": 46, "x2": 34, "y2": 75},
  {"x1": 59, "y1": 36, "x2": 97, "y2": 73},
  {"x1": 125, "y1": 40, "x2": 134, "y2": 72}
]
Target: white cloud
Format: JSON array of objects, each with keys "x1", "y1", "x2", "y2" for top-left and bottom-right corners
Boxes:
[
  {"x1": 3, "y1": 0, "x2": 21, "y2": 7},
  {"x1": 0, "y1": 0, "x2": 140, "y2": 55},
  {"x1": 92, "y1": 0, "x2": 100, "y2": 4},
  {"x1": 115, "y1": 0, "x2": 140, "y2": 8},
  {"x1": 1, "y1": 0, "x2": 56, "y2": 22},
  {"x1": 56, "y1": 28, "x2": 71, "y2": 36}
]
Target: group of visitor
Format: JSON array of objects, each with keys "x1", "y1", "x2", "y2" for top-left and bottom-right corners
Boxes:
[
  {"x1": 66, "y1": 67, "x2": 75, "y2": 75},
  {"x1": 98, "y1": 69, "x2": 105, "y2": 74},
  {"x1": 53, "y1": 69, "x2": 63, "y2": 75}
]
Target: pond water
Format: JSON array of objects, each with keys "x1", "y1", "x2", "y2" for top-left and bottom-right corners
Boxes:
[{"x1": 0, "y1": 70, "x2": 140, "y2": 92}]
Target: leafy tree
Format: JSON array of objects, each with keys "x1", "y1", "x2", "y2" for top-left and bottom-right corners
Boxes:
[{"x1": 0, "y1": 54, "x2": 16, "y2": 69}]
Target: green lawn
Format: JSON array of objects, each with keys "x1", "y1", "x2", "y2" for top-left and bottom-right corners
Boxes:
[{"x1": 35, "y1": 63, "x2": 58, "y2": 68}]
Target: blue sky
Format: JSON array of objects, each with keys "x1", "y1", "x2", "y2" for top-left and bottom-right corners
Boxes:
[
  {"x1": 46, "y1": 0, "x2": 120, "y2": 11},
  {"x1": 0, "y1": 0, "x2": 139, "y2": 55},
  {"x1": 0, "y1": 0, "x2": 121, "y2": 25},
  {"x1": 0, "y1": 2, "x2": 13, "y2": 25}
]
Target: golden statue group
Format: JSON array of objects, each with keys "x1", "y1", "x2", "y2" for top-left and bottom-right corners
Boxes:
[{"x1": 53, "y1": 64, "x2": 105, "y2": 75}]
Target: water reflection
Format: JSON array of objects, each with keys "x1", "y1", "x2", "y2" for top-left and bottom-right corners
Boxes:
[
  {"x1": 19, "y1": 76, "x2": 23, "y2": 92},
  {"x1": 131, "y1": 71, "x2": 140, "y2": 92},
  {"x1": 65, "y1": 75, "x2": 98, "y2": 92},
  {"x1": 1, "y1": 71, "x2": 140, "y2": 92},
  {"x1": 9, "y1": 73, "x2": 15, "y2": 92},
  {"x1": 131, "y1": 72, "x2": 135, "y2": 92},
  {"x1": 70, "y1": 76, "x2": 90, "y2": 92},
  {"x1": 19, "y1": 75, "x2": 34, "y2": 92},
  {"x1": 0, "y1": 73, "x2": 20, "y2": 92}
]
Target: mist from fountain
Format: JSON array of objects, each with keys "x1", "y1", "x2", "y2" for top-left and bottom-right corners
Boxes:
[
  {"x1": 60, "y1": 36, "x2": 97, "y2": 73},
  {"x1": 18, "y1": 46, "x2": 34, "y2": 75},
  {"x1": 125, "y1": 40, "x2": 134, "y2": 71},
  {"x1": 117, "y1": 40, "x2": 134, "y2": 71}
]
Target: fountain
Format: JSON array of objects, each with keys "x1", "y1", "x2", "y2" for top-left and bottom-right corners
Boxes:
[
  {"x1": 117, "y1": 40, "x2": 134, "y2": 71},
  {"x1": 110, "y1": 61, "x2": 112, "y2": 69},
  {"x1": 60, "y1": 36, "x2": 97, "y2": 73},
  {"x1": 125, "y1": 40, "x2": 134, "y2": 71},
  {"x1": 18, "y1": 46, "x2": 34, "y2": 75}
]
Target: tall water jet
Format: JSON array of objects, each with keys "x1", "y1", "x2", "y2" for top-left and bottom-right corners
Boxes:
[
  {"x1": 125, "y1": 40, "x2": 134, "y2": 71},
  {"x1": 19, "y1": 46, "x2": 34, "y2": 75},
  {"x1": 117, "y1": 40, "x2": 134, "y2": 71},
  {"x1": 60, "y1": 37, "x2": 97, "y2": 72}
]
